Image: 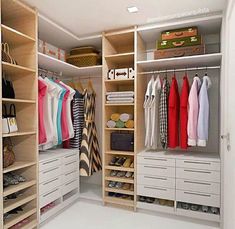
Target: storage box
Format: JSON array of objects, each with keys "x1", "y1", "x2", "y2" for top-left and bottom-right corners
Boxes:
[
  {"x1": 111, "y1": 132, "x2": 134, "y2": 151},
  {"x1": 154, "y1": 45, "x2": 205, "y2": 59},
  {"x1": 66, "y1": 53, "x2": 100, "y2": 67},
  {"x1": 70, "y1": 46, "x2": 99, "y2": 55},
  {"x1": 157, "y1": 36, "x2": 202, "y2": 50},
  {"x1": 161, "y1": 27, "x2": 198, "y2": 40},
  {"x1": 107, "y1": 68, "x2": 135, "y2": 80}
]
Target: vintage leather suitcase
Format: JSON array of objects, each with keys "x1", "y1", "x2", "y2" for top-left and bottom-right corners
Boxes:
[
  {"x1": 157, "y1": 35, "x2": 202, "y2": 50},
  {"x1": 111, "y1": 132, "x2": 134, "y2": 151},
  {"x1": 161, "y1": 27, "x2": 198, "y2": 40},
  {"x1": 154, "y1": 45, "x2": 205, "y2": 59}
]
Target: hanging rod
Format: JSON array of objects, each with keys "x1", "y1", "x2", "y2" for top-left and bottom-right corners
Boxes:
[
  {"x1": 38, "y1": 67, "x2": 62, "y2": 77},
  {"x1": 139, "y1": 66, "x2": 221, "y2": 75}
]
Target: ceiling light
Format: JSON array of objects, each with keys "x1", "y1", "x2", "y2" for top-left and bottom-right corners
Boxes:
[{"x1": 127, "y1": 6, "x2": 138, "y2": 13}]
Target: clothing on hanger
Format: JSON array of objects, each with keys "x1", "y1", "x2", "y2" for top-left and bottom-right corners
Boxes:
[{"x1": 168, "y1": 75, "x2": 180, "y2": 148}]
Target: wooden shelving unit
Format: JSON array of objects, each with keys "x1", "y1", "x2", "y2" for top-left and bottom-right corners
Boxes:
[{"x1": 0, "y1": 0, "x2": 38, "y2": 228}]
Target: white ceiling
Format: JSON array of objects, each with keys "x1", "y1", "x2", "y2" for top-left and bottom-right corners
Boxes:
[{"x1": 24, "y1": 0, "x2": 226, "y2": 37}]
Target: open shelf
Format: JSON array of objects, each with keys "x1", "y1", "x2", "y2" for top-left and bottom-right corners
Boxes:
[
  {"x1": 106, "y1": 150, "x2": 134, "y2": 156},
  {"x1": 105, "y1": 103, "x2": 134, "y2": 106},
  {"x1": 105, "y1": 187, "x2": 134, "y2": 195},
  {"x1": 20, "y1": 219, "x2": 37, "y2": 229},
  {"x1": 105, "y1": 52, "x2": 134, "y2": 65},
  {"x1": 2, "y1": 98, "x2": 36, "y2": 104},
  {"x1": 104, "y1": 196, "x2": 134, "y2": 207},
  {"x1": 3, "y1": 161, "x2": 36, "y2": 174},
  {"x1": 105, "y1": 128, "x2": 134, "y2": 131},
  {"x1": 2, "y1": 131, "x2": 36, "y2": 138},
  {"x1": 3, "y1": 180, "x2": 37, "y2": 197},
  {"x1": 2, "y1": 62, "x2": 35, "y2": 75},
  {"x1": 4, "y1": 193, "x2": 37, "y2": 214},
  {"x1": 105, "y1": 166, "x2": 134, "y2": 172},
  {"x1": 38, "y1": 52, "x2": 102, "y2": 77},
  {"x1": 105, "y1": 79, "x2": 134, "y2": 85},
  {"x1": 105, "y1": 176, "x2": 134, "y2": 184}
]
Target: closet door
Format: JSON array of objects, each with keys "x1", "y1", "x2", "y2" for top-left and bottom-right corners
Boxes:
[{"x1": 223, "y1": 1, "x2": 235, "y2": 228}]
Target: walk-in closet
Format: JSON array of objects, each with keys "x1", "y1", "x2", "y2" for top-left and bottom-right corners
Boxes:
[{"x1": 0, "y1": 0, "x2": 235, "y2": 229}]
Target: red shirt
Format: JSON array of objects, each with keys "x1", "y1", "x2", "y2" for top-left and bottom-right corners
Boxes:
[
  {"x1": 168, "y1": 76, "x2": 180, "y2": 148},
  {"x1": 180, "y1": 76, "x2": 190, "y2": 149}
]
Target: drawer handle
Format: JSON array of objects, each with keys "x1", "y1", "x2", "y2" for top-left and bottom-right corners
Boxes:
[
  {"x1": 43, "y1": 167, "x2": 59, "y2": 174},
  {"x1": 144, "y1": 186, "x2": 167, "y2": 191},
  {"x1": 144, "y1": 176, "x2": 167, "y2": 181},
  {"x1": 43, "y1": 178, "x2": 59, "y2": 185},
  {"x1": 65, "y1": 180, "x2": 76, "y2": 186},
  {"x1": 144, "y1": 166, "x2": 167, "y2": 170},
  {"x1": 144, "y1": 158, "x2": 167, "y2": 162},
  {"x1": 184, "y1": 161, "x2": 211, "y2": 165},
  {"x1": 42, "y1": 159, "x2": 59, "y2": 165},
  {"x1": 184, "y1": 180, "x2": 211, "y2": 186},
  {"x1": 65, "y1": 171, "x2": 76, "y2": 176},
  {"x1": 184, "y1": 169, "x2": 211, "y2": 174},
  {"x1": 184, "y1": 191, "x2": 211, "y2": 198},
  {"x1": 65, "y1": 154, "x2": 77, "y2": 159},
  {"x1": 65, "y1": 161, "x2": 76, "y2": 166},
  {"x1": 43, "y1": 188, "x2": 59, "y2": 197}
]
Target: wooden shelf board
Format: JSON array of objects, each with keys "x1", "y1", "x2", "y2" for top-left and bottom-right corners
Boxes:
[
  {"x1": 106, "y1": 150, "x2": 134, "y2": 156},
  {"x1": 105, "y1": 166, "x2": 134, "y2": 172},
  {"x1": 4, "y1": 206, "x2": 37, "y2": 229},
  {"x1": 105, "y1": 103, "x2": 134, "y2": 106},
  {"x1": 38, "y1": 52, "x2": 102, "y2": 77},
  {"x1": 137, "y1": 53, "x2": 222, "y2": 72},
  {"x1": 2, "y1": 98, "x2": 36, "y2": 104},
  {"x1": 104, "y1": 79, "x2": 134, "y2": 85},
  {"x1": 105, "y1": 187, "x2": 134, "y2": 195},
  {"x1": 3, "y1": 180, "x2": 37, "y2": 197},
  {"x1": 3, "y1": 161, "x2": 36, "y2": 174},
  {"x1": 104, "y1": 196, "x2": 134, "y2": 207},
  {"x1": 105, "y1": 128, "x2": 134, "y2": 131},
  {"x1": 3, "y1": 131, "x2": 36, "y2": 138},
  {"x1": 105, "y1": 176, "x2": 134, "y2": 184},
  {"x1": 4, "y1": 193, "x2": 37, "y2": 214},
  {"x1": 2, "y1": 62, "x2": 35, "y2": 75},
  {"x1": 105, "y1": 52, "x2": 134, "y2": 65},
  {"x1": 20, "y1": 219, "x2": 37, "y2": 229},
  {"x1": 1, "y1": 24, "x2": 35, "y2": 45}
]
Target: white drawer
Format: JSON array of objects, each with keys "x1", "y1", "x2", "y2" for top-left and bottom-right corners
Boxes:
[
  {"x1": 176, "y1": 159, "x2": 220, "y2": 171},
  {"x1": 62, "y1": 179, "x2": 79, "y2": 196},
  {"x1": 176, "y1": 167, "x2": 220, "y2": 182},
  {"x1": 40, "y1": 187, "x2": 61, "y2": 208},
  {"x1": 39, "y1": 158, "x2": 61, "y2": 172},
  {"x1": 176, "y1": 190, "x2": 220, "y2": 208},
  {"x1": 137, "y1": 184, "x2": 175, "y2": 200},
  {"x1": 138, "y1": 156, "x2": 175, "y2": 167},
  {"x1": 62, "y1": 170, "x2": 79, "y2": 184},
  {"x1": 39, "y1": 176, "x2": 61, "y2": 196},
  {"x1": 39, "y1": 166, "x2": 61, "y2": 184},
  {"x1": 138, "y1": 164, "x2": 175, "y2": 178},
  {"x1": 63, "y1": 153, "x2": 78, "y2": 164},
  {"x1": 137, "y1": 174, "x2": 175, "y2": 188},
  {"x1": 63, "y1": 161, "x2": 78, "y2": 174},
  {"x1": 176, "y1": 179, "x2": 220, "y2": 195}
]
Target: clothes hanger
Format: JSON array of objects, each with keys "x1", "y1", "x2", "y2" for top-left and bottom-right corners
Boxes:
[
  {"x1": 75, "y1": 79, "x2": 84, "y2": 93},
  {"x1": 87, "y1": 78, "x2": 95, "y2": 95}
]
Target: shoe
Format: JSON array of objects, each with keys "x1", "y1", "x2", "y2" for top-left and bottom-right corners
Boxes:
[
  {"x1": 130, "y1": 184, "x2": 134, "y2": 191},
  {"x1": 110, "y1": 170, "x2": 118, "y2": 177},
  {"x1": 123, "y1": 158, "x2": 132, "y2": 168},
  {"x1": 123, "y1": 183, "x2": 131, "y2": 190},
  {"x1": 139, "y1": 196, "x2": 146, "y2": 202},
  {"x1": 109, "y1": 157, "x2": 119, "y2": 166},
  {"x1": 121, "y1": 194, "x2": 128, "y2": 199},
  {"x1": 130, "y1": 161, "x2": 134, "y2": 168},
  {"x1": 116, "y1": 171, "x2": 126, "y2": 177},
  {"x1": 115, "y1": 182, "x2": 123, "y2": 189},
  {"x1": 115, "y1": 193, "x2": 122, "y2": 198},
  {"x1": 190, "y1": 204, "x2": 200, "y2": 211},
  {"x1": 201, "y1": 205, "x2": 209, "y2": 213},
  {"x1": 155, "y1": 198, "x2": 160, "y2": 205},
  {"x1": 131, "y1": 173, "x2": 134, "y2": 178},
  {"x1": 9, "y1": 173, "x2": 26, "y2": 183},
  {"x1": 159, "y1": 199, "x2": 167, "y2": 206},
  {"x1": 125, "y1": 172, "x2": 133, "y2": 178},
  {"x1": 4, "y1": 174, "x2": 19, "y2": 185},
  {"x1": 166, "y1": 200, "x2": 174, "y2": 207},
  {"x1": 108, "y1": 192, "x2": 115, "y2": 197},
  {"x1": 181, "y1": 202, "x2": 190, "y2": 210},
  {"x1": 108, "y1": 181, "x2": 116, "y2": 188},
  {"x1": 210, "y1": 207, "x2": 219, "y2": 215},
  {"x1": 146, "y1": 197, "x2": 155, "y2": 203},
  {"x1": 115, "y1": 157, "x2": 126, "y2": 166}
]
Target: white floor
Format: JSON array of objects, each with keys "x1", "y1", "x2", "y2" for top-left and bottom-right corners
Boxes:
[
  {"x1": 41, "y1": 200, "x2": 219, "y2": 229},
  {"x1": 80, "y1": 183, "x2": 102, "y2": 201}
]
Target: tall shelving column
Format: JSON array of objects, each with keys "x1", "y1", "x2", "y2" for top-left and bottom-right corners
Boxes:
[
  {"x1": 1, "y1": 0, "x2": 38, "y2": 228},
  {"x1": 102, "y1": 28, "x2": 136, "y2": 209}
]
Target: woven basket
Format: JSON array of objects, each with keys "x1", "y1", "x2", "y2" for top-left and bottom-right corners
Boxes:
[
  {"x1": 67, "y1": 53, "x2": 100, "y2": 67},
  {"x1": 1, "y1": 43, "x2": 17, "y2": 65},
  {"x1": 70, "y1": 46, "x2": 99, "y2": 56}
]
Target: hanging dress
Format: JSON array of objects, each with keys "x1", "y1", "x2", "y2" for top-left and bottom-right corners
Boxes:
[{"x1": 80, "y1": 90, "x2": 102, "y2": 176}]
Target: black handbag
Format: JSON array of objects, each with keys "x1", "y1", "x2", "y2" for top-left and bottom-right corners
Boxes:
[
  {"x1": 2, "y1": 78, "x2": 15, "y2": 98},
  {"x1": 111, "y1": 132, "x2": 134, "y2": 151}
]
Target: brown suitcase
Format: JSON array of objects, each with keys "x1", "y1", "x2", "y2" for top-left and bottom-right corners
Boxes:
[
  {"x1": 154, "y1": 45, "x2": 205, "y2": 59},
  {"x1": 161, "y1": 27, "x2": 198, "y2": 40}
]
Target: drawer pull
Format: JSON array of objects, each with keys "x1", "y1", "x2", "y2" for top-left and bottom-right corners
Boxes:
[
  {"x1": 144, "y1": 165, "x2": 167, "y2": 170},
  {"x1": 43, "y1": 188, "x2": 59, "y2": 197},
  {"x1": 144, "y1": 186, "x2": 167, "y2": 191},
  {"x1": 43, "y1": 178, "x2": 59, "y2": 185},
  {"x1": 184, "y1": 180, "x2": 211, "y2": 186},
  {"x1": 65, "y1": 171, "x2": 76, "y2": 176},
  {"x1": 42, "y1": 159, "x2": 58, "y2": 165},
  {"x1": 184, "y1": 169, "x2": 211, "y2": 174},
  {"x1": 43, "y1": 167, "x2": 59, "y2": 174},
  {"x1": 183, "y1": 161, "x2": 211, "y2": 165},
  {"x1": 144, "y1": 176, "x2": 167, "y2": 181},
  {"x1": 144, "y1": 158, "x2": 167, "y2": 162},
  {"x1": 184, "y1": 191, "x2": 211, "y2": 198},
  {"x1": 65, "y1": 154, "x2": 77, "y2": 159},
  {"x1": 65, "y1": 161, "x2": 76, "y2": 166},
  {"x1": 65, "y1": 180, "x2": 76, "y2": 186}
]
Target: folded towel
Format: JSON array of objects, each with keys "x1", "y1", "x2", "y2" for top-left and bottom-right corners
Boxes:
[
  {"x1": 120, "y1": 113, "x2": 133, "y2": 122},
  {"x1": 107, "y1": 97, "x2": 134, "y2": 101},
  {"x1": 107, "y1": 94, "x2": 134, "y2": 99},
  {"x1": 106, "y1": 100, "x2": 134, "y2": 104},
  {"x1": 106, "y1": 91, "x2": 134, "y2": 96},
  {"x1": 111, "y1": 113, "x2": 120, "y2": 121},
  {"x1": 125, "y1": 120, "x2": 134, "y2": 128},
  {"x1": 116, "y1": 120, "x2": 125, "y2": 128},
  {"x1": 107, "y1": 120, "x2": 116, "y2": 128}
]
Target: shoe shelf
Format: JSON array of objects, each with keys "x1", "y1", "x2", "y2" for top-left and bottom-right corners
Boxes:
[
  {"x1": 104, "y1": 196, "x2": 134, "y2": 207},
  {"x1": 105, "y1": 166, "x2": 134, "y2": 172},
  {"x1": 3, "y1": 161, "x2": 36, "y2": 174},
  {"x1": 105, "y1": 150, "x2": 134, "y2": 156},
  {"x1": 20, "y1": 219, "x2": 37, "y2": 229},
  {"x1": 105, "y1": 176, "x2": 134, "y2": 184},
  {"x1": 105, "y1": 187, "x2": 134, "y2": 196}
]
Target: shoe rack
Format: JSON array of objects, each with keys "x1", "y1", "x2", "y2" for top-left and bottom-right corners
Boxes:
[
  {"x1": 102, "y1": 28, "x2": 137, "y2": 209},
  {"x1": 0, "y1": 0, "x2": 38, "y2": 228}
]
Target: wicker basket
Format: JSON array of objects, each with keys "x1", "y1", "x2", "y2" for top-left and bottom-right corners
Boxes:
[
  {"x1": 67, "y1": 53, "x2": 100, "y2": 67},
  {"x1": 70, "y1": 46, "x2": 99, "y2": 56}
]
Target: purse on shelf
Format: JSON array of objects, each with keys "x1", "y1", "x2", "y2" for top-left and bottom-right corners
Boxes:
[
  {"x1": 1, "y1": 43, "x2": 18, "y2": 65},
  {"x1": 2, "y1": 75, "x2": 15, "y2": 99},
  {"x1": 3, "y1": 137, "x2": 15, "y2": 168},
  {"x1": 2, "y1": 104, "x2": 18, "y2": 134}
]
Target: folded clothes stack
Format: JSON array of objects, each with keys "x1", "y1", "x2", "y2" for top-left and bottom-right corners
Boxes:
[
  {"x1": 106, "y1": 113, "x2": 134, "y2": 128},
  {"x1": 106, "y1": 91, "x2": 134, "y2": 104}
]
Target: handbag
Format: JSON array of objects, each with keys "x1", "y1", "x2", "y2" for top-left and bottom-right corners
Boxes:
[
  {"x1": 1, "y1": 43, "x2": 17, "y2": 65},
  {"x1": 2, "y1": 77, "x2": 15, "y2": 99},
  {"x1": 2, "y1": 104, "x2": 18, "y2": 134},
  {"x1": 3, "y1": 138, "x2": 15, "y2": 168}
]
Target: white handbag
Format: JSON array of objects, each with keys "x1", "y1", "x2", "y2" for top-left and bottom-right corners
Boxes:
[{"x1": 2, "y1": 104, "x2": 18, "y2": 134}]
